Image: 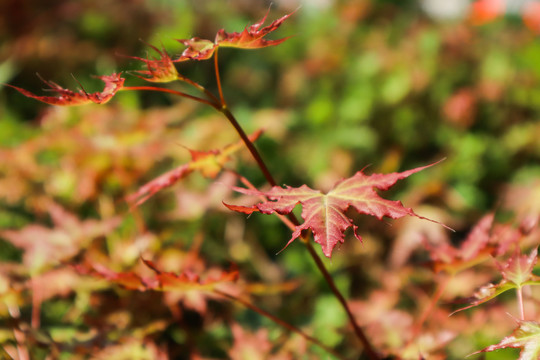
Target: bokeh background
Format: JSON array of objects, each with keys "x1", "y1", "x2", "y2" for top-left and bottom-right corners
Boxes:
[{"x1": 1, "y1": 0, "x2": 540, "y2": 359}]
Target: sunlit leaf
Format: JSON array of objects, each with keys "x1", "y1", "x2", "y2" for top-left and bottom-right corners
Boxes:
[
  {"x1": 129, "y1": 43, "x2": 179, "y2": 83},
  {"x1": 453, "y1": 247, "x2": 540, "y2": 314},
  {"x1": 6, "y1": 73, "x2": 124, "y2": 106},
  {"x1": 176, "y1": 10, "x2": 294, "y2": 61},
  {"x1": 227, "y1": 161, "x2": 450, "y2": 258},
  {"x1": 471, "y1": 320, "x2": 540, "y2": 360},
  {"x1": 127, "y1": 130, "x2": 262, "y2": 207}
]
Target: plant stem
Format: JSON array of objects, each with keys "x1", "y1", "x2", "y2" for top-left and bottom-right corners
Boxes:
[
  {"x1": 214, "y1": 288, "x2": 347, "y2": 360},
  {"x1": 177, "y1": 75, "x2": 221, "y2": 106},
  {"x1": 211, "y1": 53, "x2": 379, "y2": 359},
  {"x1": 303, "y1": 240, "x2": 381, "y2": 360},
  {"x1": 122, "y1": 86, "x2": 219, "y2": 108},
  {"x1": 517, "y1": 287, "x2": 525, "y2": 320},
  {"x1": 220, "y1": 107, "x2": 277, "y2": 187},
  {"x1": 214, "y1": 48, "x2": 227, "y2": 106},
  {"x1": 411, "y1": 274, "x2": 450, "y2": 340}
]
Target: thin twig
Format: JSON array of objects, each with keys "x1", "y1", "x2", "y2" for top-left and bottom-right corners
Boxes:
[
  {"x1": 177, "y1": 75, "x2": 221, "y2": 106},
  {"x1": 220, "y1": 107, "x2": 277, "y2": 187},
  {"x1": 303, "y1": 240, "x2": 381, "y2": 360},
  {"x1": 517, "y1": 287, "x2": 525, "y2": 320},
  {"x1": 214, "y1": 288, "x2": 347, "y2": 360},
  {"x1": 122, "y1": 86, "x2": 220, "y2": 109},
  {"x1": 411, "y1": 274, "x2": 450, "y2": 340},
  {"x1": 214, "y1": 48, "x2": 227, "y2": 106}
]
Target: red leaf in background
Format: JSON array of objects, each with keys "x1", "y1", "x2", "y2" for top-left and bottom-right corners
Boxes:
[
  {"x1": 76, "y1": 258, "x2": 238, "y2": 293},
  {"x1": 227, "y1": 161, "x2": 450, "y2": 258},
  {"x1": 129, "y1": 43, "x2": 179, "y2": 83},
  {"x1": 428, "y1": 213, "x2": 495, "y2": 274},
  {"x1": 469, "y1": 0, "x2": 505, "y2": 25},
  {"x1": 6, "y1": 73, "x2": 124, "y2": 106},
  {"x1": 523, "y1": 2, "x2": 540, "y2": 34},
  {"x1": 215, "y1": 9, "x2": 294, "y2": 49},
  {"x1": 127, "y1": 130, "x2": 262, "y2": 207},
  {"x1": 0, "y1": 202, "x2": 121, "y2": 271},
  {"x1": 442, "y1": 88, "x2": 477, "y2": 128},
  {"x1": 127, "y1": 163, "x2": 192, "y2": 208},
  {"x1": 228, "y1": 323, "x2": 272, "y2": 359}
]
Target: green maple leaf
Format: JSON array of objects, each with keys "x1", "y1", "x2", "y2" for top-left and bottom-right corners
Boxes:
[{"x1": 226, "y1": 161, "x2": 449, "y2": 258}]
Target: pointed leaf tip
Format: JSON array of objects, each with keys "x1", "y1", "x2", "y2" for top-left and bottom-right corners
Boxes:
[
  {"x1": 175, "y1": 10, "x2": 295, "y2": 61},
  {"x1": 7, "y1": 73, "x2": 124, "y2": 106},
  {"x1": 228, "y1": 161, "x2": 449, "y2": 258}
]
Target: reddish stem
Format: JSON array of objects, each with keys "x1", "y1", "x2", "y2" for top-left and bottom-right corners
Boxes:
[
  {"x1": 214, "y1": 48, "x2": 227, "y2": 106},
  {"x1": 122, "y1": 86, "x2": 219, "y2": 109},
  {"x1": 412, "y1": 274, "x2": 450, "y2": 340},
  {"x1": 517, "y1": 287, "x2": 525, "y2": 320},
  {"x1": 214, "y1": 288, "x2": 347, "y2": 360},
  {"x1": 220, "y1": 107, "x2": 277, "y2": 187},
  {"x1": 304, "y1": 241, "x2": 381, "y2": 360},
  {"x1": 211, "y1": 58, "x2": 379, "y2": 359},
  {"x1": 177, "y1": 75, "x2": 221, "y2": 106}
]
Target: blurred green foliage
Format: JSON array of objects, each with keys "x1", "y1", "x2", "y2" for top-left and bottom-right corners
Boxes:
[{"x1": 1, "y1": 0, "x2": 540, "y2": 359}]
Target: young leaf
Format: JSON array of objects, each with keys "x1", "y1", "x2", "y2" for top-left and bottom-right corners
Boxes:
[
  {"x1": 453, "y1": 247, "x2": 540, "y2": 314},
  {"x1": 497, "y1": 247, "x2": 539, "y2": 287},
  {"x1": 471, "y1": 320, "x2": 540, "y2": 360},
  {"x1": 176, "y1": 10, "x2": 294, "y2": 61},
  {"x1": 215, "y1": 10, "x2": 294, "y2": 50},
  {"x1": 226, "y1": 161, "x2": 449, "y2": 258},
  {"x1": 175, "y1": 38, "x2": 217, "y2": 61},
  {"x1": 127, "y1": 130, "x2": 262, "y2": 207},
  {"x1": 6, "y1": 73, "x2": 125, "y2": 106},
  {"x1": 129, "y1": 43, "x2": 179, "y2": 83}
]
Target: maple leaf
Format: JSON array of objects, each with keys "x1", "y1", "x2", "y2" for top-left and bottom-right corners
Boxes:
[
  {"x1": 76, "y1": 258, "x2": 238, "y2": 293},
  {"x1": 0, "y1": 202, "x2": 121, "y2": 271},
  {"x1": 453, "y1": 247, "x2": 540, "y2": 314},
  {"x1": 471, "y1": 319, "x2": 540, "y2": 360},
  {"x1": 175, "y1": 38, "x2": 217, "y2": 61},
  {"x1": 427, "y1": 213, "x2": 495, "y2": 274},
  {"x1": 176, "y1": 10, "x2": 294, "y2": 61},
  {"x1": 127, "y1": 130, "x2": 262, "y2": 207},
  {"x1": 215, "y1": 9, "x2": 294, "y2": 50},
  {"x1": 6, "y1": 73, "x2": 124, "y2": 106},
  {"x1": 226, "y1": 161, "x2": 449, "y2": 258},
  {"x1": 129, "y1": 43, "x2": 179, "y2": 83}
]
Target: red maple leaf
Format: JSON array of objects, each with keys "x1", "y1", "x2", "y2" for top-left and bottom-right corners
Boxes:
[
  {"x1": 427, "y1": 213, "x2": 495, "y2": 274},
  {"x1": 215, "y1": 9, "x2": 294, "y2": 49},
  {"x1": 226, "y1": 161, "x2": 449, "y2": 258},
  {"x1": 6, "y1": 73, "x2": 124, "y2": 106},
  {"x1": 127, "y1": 130, "x2": 262, "y2": 207},
  {"x1": 129, "y1": 43, "x2": 179, "y2": 83},
  {"x1": 76, "y1": 258, "x2": 238, "y2": 293},
  {"x1": 175, "y1": 38, "x2": 217, "y2": 61},
  {"x1": 176, "y1": 10, "x2": 294, "y2": 61}
]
